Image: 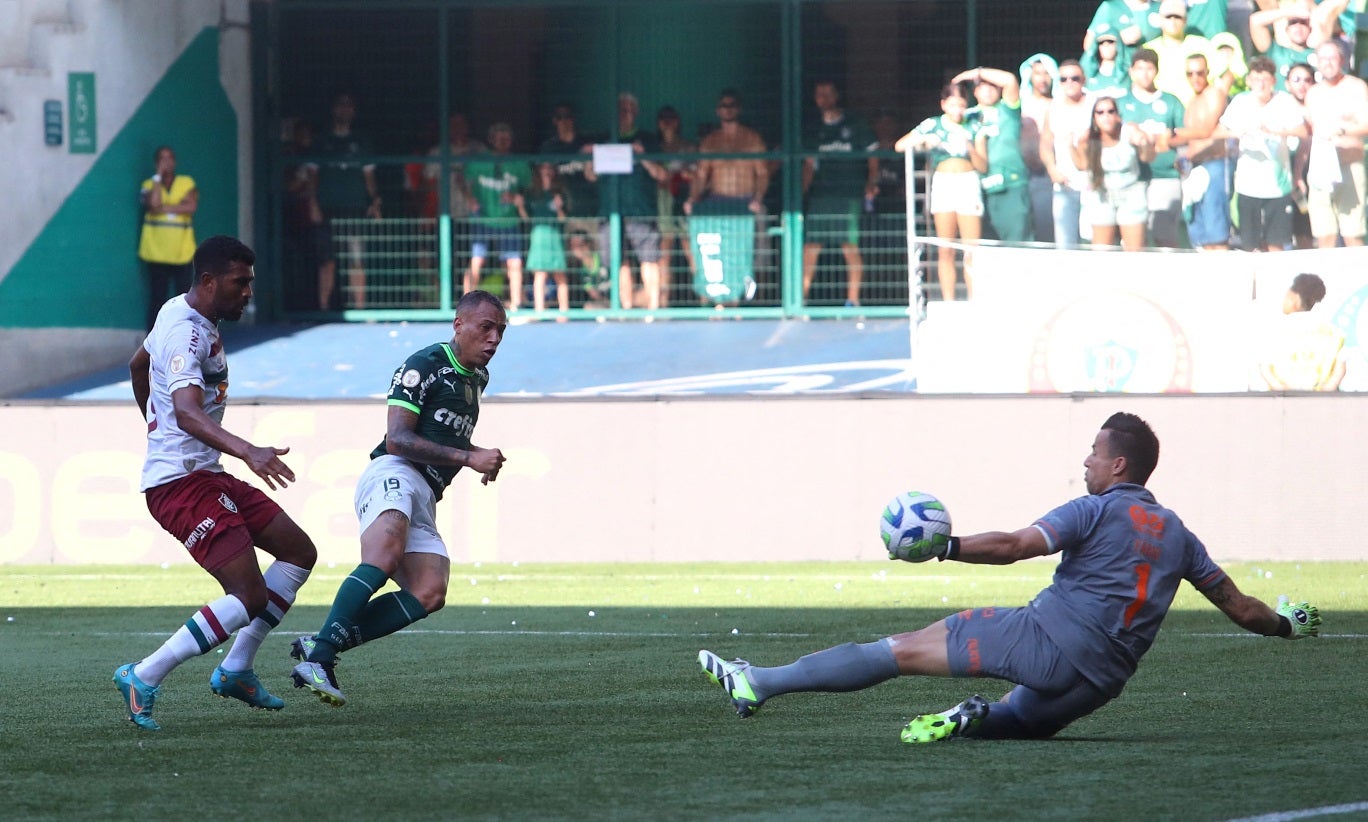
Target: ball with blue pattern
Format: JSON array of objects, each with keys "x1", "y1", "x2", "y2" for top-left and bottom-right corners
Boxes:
[{"x1": 880, "y1": 491, "x2": 952, "y2": 563}]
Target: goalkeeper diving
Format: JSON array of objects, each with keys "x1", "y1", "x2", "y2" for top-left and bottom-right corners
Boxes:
[{"x1": 698, "y1": 412, "x2": 1322, "y2": 742}]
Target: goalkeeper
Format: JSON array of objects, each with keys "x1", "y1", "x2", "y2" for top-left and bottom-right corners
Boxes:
[{"x1": 699, "y1": 411, "x2": 1321, "y2": 742}]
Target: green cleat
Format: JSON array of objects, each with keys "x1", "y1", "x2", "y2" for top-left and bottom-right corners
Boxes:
[
  {"x1": 210, "y1": 666, "x2": 285, "y2": 710},
  {"x1": 901, "y1": 694, "x2": 989, "y2": 744},
  {"x1": 291, "y1": 660, "x2": 346, "y2": 707},
  {"x1": 113, "y1": 663, "x2": 162, "y2": 731},
  {"x1": 697, "y1": 649, "x2": 763, "y2": 718}
]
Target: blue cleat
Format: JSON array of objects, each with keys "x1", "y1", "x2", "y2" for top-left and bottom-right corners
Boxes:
[
  {"x1": 113, "y1": 663, "x2": 162, "y2": 731},
  {"x1": 210, "y1": 666, "x2": 285, "y2": 711}
]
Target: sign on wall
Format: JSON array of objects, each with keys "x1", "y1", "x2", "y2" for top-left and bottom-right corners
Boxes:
[
  {"x1": 43, "y1": 100, "x2": 62, "y2": 147},
  {"x1": 67, "y1": 72, "x2": 96, "y2": 154}
]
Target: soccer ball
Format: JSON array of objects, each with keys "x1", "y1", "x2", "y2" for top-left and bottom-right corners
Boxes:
[{"x1": 880, "y1": 491, "x2": 952, "y2": 563}]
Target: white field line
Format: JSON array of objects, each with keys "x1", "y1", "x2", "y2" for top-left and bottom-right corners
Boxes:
[
  {"x1": 61, "y1": 629, "x2": 1368, "y2": 640},
  {"x1": 1225, "y1": 801, "x2": 1368, "y2": 822}
]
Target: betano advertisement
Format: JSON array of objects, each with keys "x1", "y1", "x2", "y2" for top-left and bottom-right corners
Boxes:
[{"x1": 2, "y1": 396, "x2": 1364, "y2": 566}]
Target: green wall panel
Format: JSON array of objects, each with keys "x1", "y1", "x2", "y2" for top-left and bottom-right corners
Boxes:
[{"x1": 0, "y1": 28, "x2": 237, "y2": 329}]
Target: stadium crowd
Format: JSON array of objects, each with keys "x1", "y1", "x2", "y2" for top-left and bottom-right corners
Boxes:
[{"x1": 279, "y1": 0, "x2": 1368, "y2": 309}]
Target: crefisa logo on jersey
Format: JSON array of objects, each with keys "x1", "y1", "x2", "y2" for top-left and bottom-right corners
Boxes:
[{"x1": 218, "y1": 493, "x2": 238, "y2": 513}]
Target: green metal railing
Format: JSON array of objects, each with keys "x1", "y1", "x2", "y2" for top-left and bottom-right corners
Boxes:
[{"x1": 254, "y1": 0, "x2": 1093, "y2": 322}]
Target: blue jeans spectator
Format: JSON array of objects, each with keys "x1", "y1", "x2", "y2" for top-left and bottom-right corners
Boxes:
[{"x1": 1052, "y1": 184, "x2": 1084, "y2": 249}]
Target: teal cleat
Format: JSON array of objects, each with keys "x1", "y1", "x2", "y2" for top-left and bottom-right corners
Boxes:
[
  {"x1": 210, "y1": 666, "x2": 285, "y2": 711},
  {"x1": 291, "y1": 660, "x2": 346, "y2": 707},
  {"x1": 289, "y1": 635, "x2": 317, "y2": 662},
  {"x1": 113, "y1": 663, "x2": 162, "y2": 731},
  {"x1": 900, "y1": 694, "x2": 990, "y2": 744},
  {"x1": 697, "y1": 649, "x2": 763, "y2": 718}
]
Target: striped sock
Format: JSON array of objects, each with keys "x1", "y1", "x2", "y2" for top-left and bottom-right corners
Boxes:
[
  {"x1": 136, "y1": 594, "x2": 251, "y2": 686},
  {"x1": 221, "y1": 561, "x2": 312, "y2": 672}
]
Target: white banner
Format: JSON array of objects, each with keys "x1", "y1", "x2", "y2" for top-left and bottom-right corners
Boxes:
[{"x1": 916, "y1": 246, "x2": 1368, "y2": 393}]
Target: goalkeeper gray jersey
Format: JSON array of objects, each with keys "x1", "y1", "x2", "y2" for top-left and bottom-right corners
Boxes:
[{"x1": 1029, "y1": 483, "x2": 1227, "y2": 697}]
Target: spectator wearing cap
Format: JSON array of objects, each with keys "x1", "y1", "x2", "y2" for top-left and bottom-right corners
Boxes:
[
  {"x1": 1144, "y1": 0, "x2": 1215, "y2": 105},
  {"x1": 1083, "y1": 0, "x2": 1161, "y2": 54},
  {"x1": 1083, "y1": 24, "x2": 1134, "y2": 98},
  {"x1": 1249, "y1": 1, "x2": 1317, "y2": 91},
  {"x1": 960, "y1": 66, "x2": 1034, "y2": 242},
  {"x1": 1019, "y1": 53, "x2": 1060, "y2": 243}
]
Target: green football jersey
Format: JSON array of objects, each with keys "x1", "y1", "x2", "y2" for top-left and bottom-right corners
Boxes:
[
  {"x1": 968, "y1": 100, "x2": 1028, "y2": 192},
  {"x1": 370, "y1": 342, "x2": 489, "y2": 500},
  {"x1": 465, "y1": 158, "x2": 532, "y2": 227},
  {"x1": 1117, "y1": 90, "x2": 1185, "y2": 180},
  {"x1": 806, "y1": 114, "x2": 876, "y2": 199}
]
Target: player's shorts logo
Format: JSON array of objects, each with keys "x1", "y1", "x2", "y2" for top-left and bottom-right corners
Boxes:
[{"x1": 218, "y1": 493, "x2": 238, "y2": 513}]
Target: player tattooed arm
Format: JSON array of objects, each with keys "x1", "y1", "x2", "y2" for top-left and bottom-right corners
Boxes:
[
  {"x1": 383, "y1": 404, "x2": 506, "y2": 483},
  {"x1": 1201, "y1": 577, "x2": 1283, "y2": 636}
]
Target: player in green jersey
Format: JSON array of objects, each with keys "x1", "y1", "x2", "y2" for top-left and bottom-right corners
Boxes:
[{"x1": 291, "y1": 290, "x2": 509, "y2": 706}]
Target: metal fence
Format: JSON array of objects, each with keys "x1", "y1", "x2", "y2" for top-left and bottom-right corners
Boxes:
[{"x1": 256, "y1": 0, "x2": 1098, "y2": 321}]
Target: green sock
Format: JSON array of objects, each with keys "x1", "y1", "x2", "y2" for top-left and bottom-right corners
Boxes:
[
  {"x1": 312, "y1": 563, "x2": 389, "y2": 663},
  {"x1": 354, "y1": 590, "x2": 429, "y2": 644}
]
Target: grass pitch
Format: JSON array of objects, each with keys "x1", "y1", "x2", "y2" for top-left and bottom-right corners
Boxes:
[{"x1": 2, "y1": 561, "x2": 1366, "y2": 821}]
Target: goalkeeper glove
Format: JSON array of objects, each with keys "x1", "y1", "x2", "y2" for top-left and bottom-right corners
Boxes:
[{"x1": 1276, "y1": 595, "x2": 1321, "y2": 640}]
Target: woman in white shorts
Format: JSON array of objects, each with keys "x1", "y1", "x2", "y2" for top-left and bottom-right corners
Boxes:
[
  {"x1": 896, "y1": 82, "x2": 985, "y2": 300},
  {"x1": 1072, "y1": 96, "x2": 1155, "y2": 251}
]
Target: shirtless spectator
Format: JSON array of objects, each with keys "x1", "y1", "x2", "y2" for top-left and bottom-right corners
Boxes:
[
  {"x1": 685, "y1": 90, "x2": 771, "y2": 306},
  {"x1": 1303, "y1": 40, "x2": 1368, "y2": 247},
  {"x1": 1171, "y1": 53, "x2": 1232, "y2": 249}
]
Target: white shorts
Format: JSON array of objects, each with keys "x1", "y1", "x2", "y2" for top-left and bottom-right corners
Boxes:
[
  {"x1": 930, "y1": 170, "x2": 984, "y2": 216},
  {"x1": 353, "y1": 454, "x2": 447, "y2": 556},
  {"x1": 1081, "y1": 180, "x2": 1148, "y2": 227}
]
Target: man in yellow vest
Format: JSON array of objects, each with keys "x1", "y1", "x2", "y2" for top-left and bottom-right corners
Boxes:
[{"x1": 138, "y1": 146, "x2": 199, "y2": 330}]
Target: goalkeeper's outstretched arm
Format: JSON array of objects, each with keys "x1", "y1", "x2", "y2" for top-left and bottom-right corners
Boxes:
[{"x1": 1201, "y1": 577, "x2": 1322, "y2": 639}]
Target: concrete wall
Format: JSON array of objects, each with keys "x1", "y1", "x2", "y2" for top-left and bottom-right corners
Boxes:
[
  {"x1": 2, "y1": 393, "x2": 1362, "y2": 566},
  {"x1": 0, "y1": 0, "x2": 250, "y2": 397}
]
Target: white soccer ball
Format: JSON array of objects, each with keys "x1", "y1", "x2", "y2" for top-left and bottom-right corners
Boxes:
[{"x1": 880, "y1": 491, "x2": 952, "y2": 563}]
